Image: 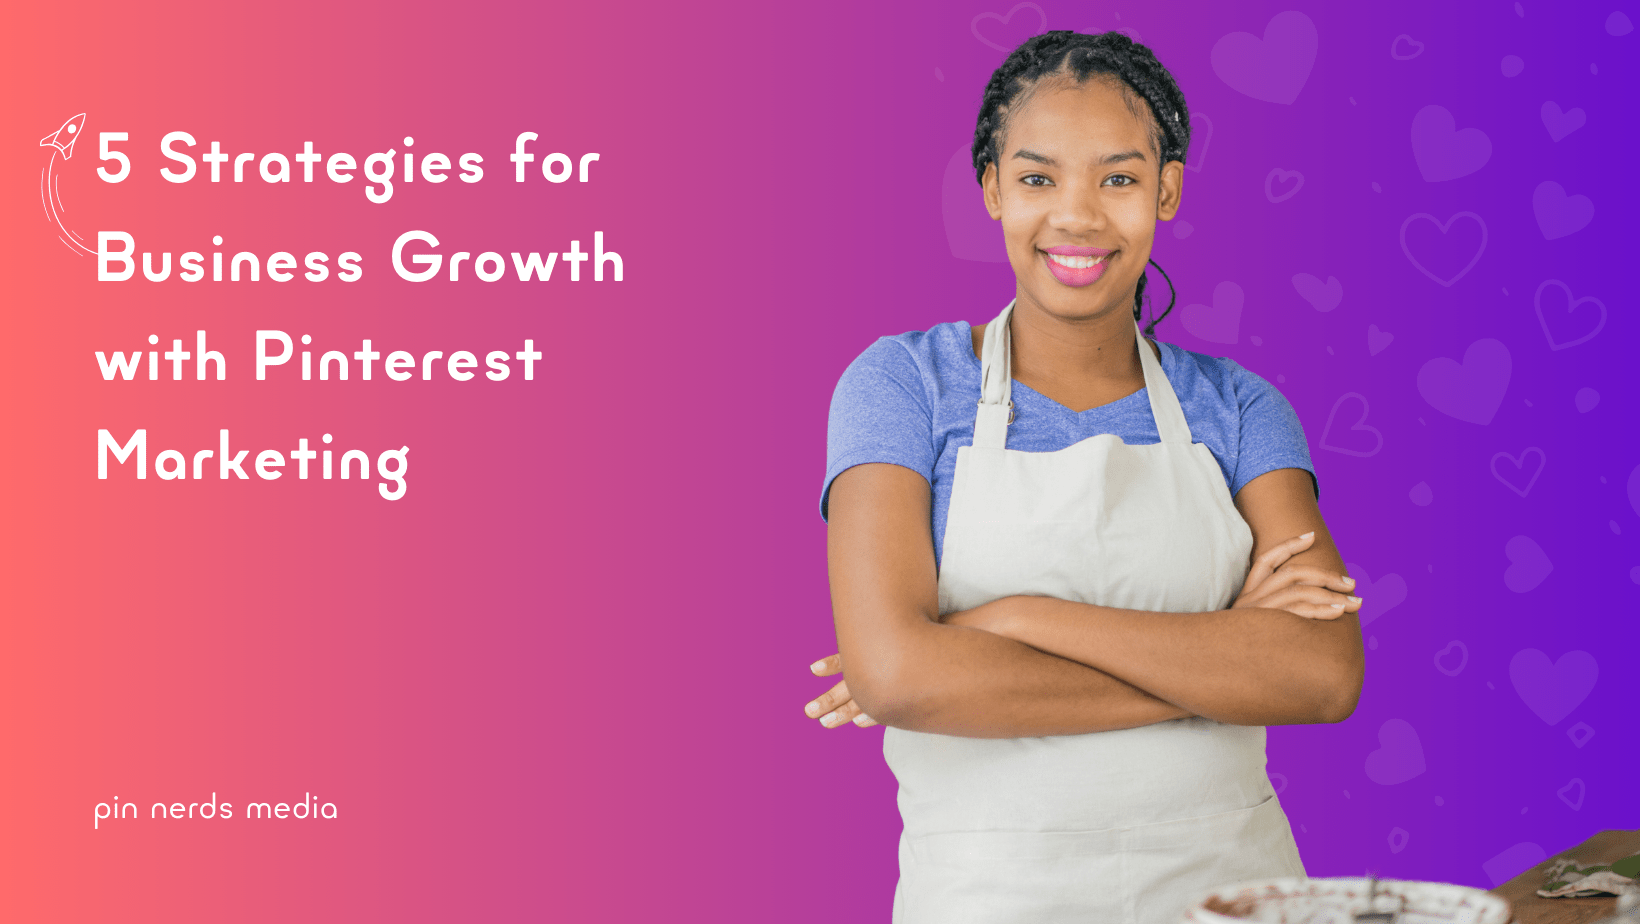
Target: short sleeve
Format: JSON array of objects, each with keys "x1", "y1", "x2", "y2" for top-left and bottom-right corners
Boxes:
[
  {"x1": 1224, "y1": 360, "x2": 1319, "y2": 498},
  {"x1": 820, "y1": 338, "x2": 936, "y2": 520}
]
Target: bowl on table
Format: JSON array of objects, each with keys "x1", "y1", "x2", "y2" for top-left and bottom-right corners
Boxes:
[{"x1": 1182, "y1": 876, "x2": 1511, "y2": 924}]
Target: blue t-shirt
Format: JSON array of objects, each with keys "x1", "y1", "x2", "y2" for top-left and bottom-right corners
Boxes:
[{"x1": 821, "y1": 321, "x2": 1316, "y2": 566}]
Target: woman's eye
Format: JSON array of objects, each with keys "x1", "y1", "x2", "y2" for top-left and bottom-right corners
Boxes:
[
  {"x1": 1022, "y1": 174, "x2": 1051, "y2": 187},
  {"x1": 1104, "y1": 175, "x2": 1135, "y2": 187}
]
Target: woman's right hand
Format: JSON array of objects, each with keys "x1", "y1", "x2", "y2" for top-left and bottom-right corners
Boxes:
[
  {"x1": 803, "y1": 653, "x2": 878, "y2": 728},
  {"x1": 1232, "y1": 531, "x2": 1362, "y2": 620}
]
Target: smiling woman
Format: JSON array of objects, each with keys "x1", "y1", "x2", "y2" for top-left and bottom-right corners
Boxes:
[
  {"x1": 974, "y1": 31, "x2": 1190, "y2": 336},
  {"x1": 808, "y1": 31, "x2": 1366, "y2": 924}
]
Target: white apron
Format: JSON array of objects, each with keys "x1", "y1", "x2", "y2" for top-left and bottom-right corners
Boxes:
[{"x1": 886, "y1": 301, "x2": 1306, "y2": 924}]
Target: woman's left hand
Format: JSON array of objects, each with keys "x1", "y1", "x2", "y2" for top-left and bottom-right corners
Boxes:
[
  {"x1": 803, "y1": 654, "x2": 878, "y2": 728},
  {"x1": 1232, "y1": 532, "x2": 1361, "y2": 620}
]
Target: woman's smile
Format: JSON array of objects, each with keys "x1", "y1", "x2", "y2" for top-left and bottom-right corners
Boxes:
[{"x1": 1040, "y1": 245, "x2": 1112, "y2": 287}]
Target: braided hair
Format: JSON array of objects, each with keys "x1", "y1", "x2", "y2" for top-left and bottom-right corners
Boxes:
[{"x1": 972, "y1": 31, "x2": 1189, "y2": 334}]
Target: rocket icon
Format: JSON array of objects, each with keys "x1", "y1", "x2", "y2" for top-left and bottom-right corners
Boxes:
[
  {"x1": 40, "y1": 114, "x2": 86, "y2": 158},
  {"x1": 40, "y1": 112, "x2": 95, "y2": 255}
]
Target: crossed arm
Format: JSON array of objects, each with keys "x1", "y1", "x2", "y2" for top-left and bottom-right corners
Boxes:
[{"x1": 805, "y1": 463, "x2": 1366, "y2": 737}]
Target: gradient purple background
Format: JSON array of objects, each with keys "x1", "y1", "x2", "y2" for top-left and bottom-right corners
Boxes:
[
  {"x1": 762, "y1": 0, "x2": 1639, "y2": 910},
  {"x1": 0, "y1": 1, "x2": 1634, "y2": 921}
]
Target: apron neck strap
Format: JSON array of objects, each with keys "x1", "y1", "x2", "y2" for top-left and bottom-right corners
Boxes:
[
  {"x1": 975, "y1": 302, "x2": 1195, "y2": 449},
  {"x1": 1134, "y1": 320, "x2": 1192, "y2": 445},
  {"x1": 973, "y1": 301, "x2": 1016, "y2": 449}
]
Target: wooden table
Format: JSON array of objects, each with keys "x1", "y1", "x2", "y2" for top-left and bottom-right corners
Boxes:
[{"x1": 1490, "y1": 829, "x2": 1639, "y2": 924}]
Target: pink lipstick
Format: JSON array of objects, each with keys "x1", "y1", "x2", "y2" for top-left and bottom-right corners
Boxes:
[{"x1": 1040, "y1": 245, "x2": 1112, "y2": 287}]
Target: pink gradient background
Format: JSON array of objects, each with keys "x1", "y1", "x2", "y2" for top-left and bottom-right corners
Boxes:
[{"x1": 3, "y1": 1, "x2": 1634, "y2": 921}]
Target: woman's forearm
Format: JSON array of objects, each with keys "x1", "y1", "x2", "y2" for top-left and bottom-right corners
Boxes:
[
  {"x1": 978, "y1": 596, "x2": 1364, "y2": 725},
  {"x1": 827, "y1": 464, "x2": 1192, "y2": 738},
  {"x1": 847, "y1": 615, "x2": 1191, "y2": 738}
]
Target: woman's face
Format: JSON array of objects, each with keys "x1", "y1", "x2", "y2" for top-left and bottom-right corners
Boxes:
[{"x1": 983, "y1": 76, "x2": 1184, "y2": 324}]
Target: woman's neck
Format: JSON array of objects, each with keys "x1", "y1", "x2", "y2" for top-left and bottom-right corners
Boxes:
[{"x1": 972, "y1": 297, "x2": 1156, "y2": 414}]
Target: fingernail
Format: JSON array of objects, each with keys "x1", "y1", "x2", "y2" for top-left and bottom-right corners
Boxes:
[
  {"x1": 804, "y1": 702, "x2": 819, "y2": 718},
  {"x1": 853, "y1": 714, "x2": 872, "y2": 726},
  {"x1": 821, "y1": 711, "x2": 839, "y2": 726},
  {"x1": 1341, "y1": 577, "x2": 1356, "y2": 589},
  {"x1": 810, "y1": 660, "x2": 827, "y2": 673},
  {"x1": 1332, "y1": 603, "x2": 1345, "y2": 609},
  {"x1": 1348, "y1": 596, "x2": 1362, "y2": 605},
  {"x1": 1300, "y1": 531, "x2": 1315, "y2": 540}
]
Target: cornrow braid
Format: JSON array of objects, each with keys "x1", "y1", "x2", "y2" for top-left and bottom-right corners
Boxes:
[{"x1": 972, "y1": 30, "x2": 1190, "y2": 335}]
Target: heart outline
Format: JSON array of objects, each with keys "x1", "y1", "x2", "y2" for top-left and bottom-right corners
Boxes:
[
  {"x1": 1400, "y1": 212, "x2": 1488, "y2": 287},
  {"x1": 1490, "y1": 447, "x2": 1546, "y2": 497},
  {"x1": 1533, "y1": 279, "x2": 1607, "y2": 350},
  {"x1": 1319, "y1": 392, "x2": 1383, "y2": 457},
  {"x1": 1388, "y1": 827, "x2": 1411, "y2": 854},
  {"x1": 1433, "y1": 640, "x2": 1468, "y2": 677},
  {"x1": 1265, "y1": 167, "x2": 1304, "y2": 203},
  {"x1": 1557, "y1": 778, "x2": 1585, "y2": 811},
  {"x1": 1389, "y1": 34, "x2": 1424, "y2": 60},
  {"x1": 1185, "y1": 113, "x2": 1213, "y2": 173},
  {"x1": 971, "y1": 3, "x2": 1047, "y2": 52},
  {"x1": 1567, "y1": 722, "x2": 1595, "y2": 748}
]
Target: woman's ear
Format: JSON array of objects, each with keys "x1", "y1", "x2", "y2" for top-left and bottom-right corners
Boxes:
[
  {"x1": 982, "y1": 161, "x2": 1002, "y2": 220},
  {"x1": 1156, "y1": 160, "x2": 1184, "y2": 221}
]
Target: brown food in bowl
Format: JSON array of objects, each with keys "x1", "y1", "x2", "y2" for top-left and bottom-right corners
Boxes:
[{"x1": 1201, "y1": 894, "x2": 1258, "y2": 918}]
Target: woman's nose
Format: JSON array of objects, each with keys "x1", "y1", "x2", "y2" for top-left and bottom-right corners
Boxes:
[{"x1": 1046, "y1": 185, "x2": 1104, "y2": 234}]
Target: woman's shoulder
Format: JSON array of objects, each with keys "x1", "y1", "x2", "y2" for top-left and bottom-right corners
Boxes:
[
  {"x1": 1156, "y1": 339, "x2": 1315, "y2": 494},
  {"x1": 839, "y1": 320, "x2": 977, "y2": 389},
  {"x1": 851, "y1": 320, "x2": 973, "y2": 365},
  {"x1": 1157, "y1": 339, "x2": 1288, "y2": 412}
]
